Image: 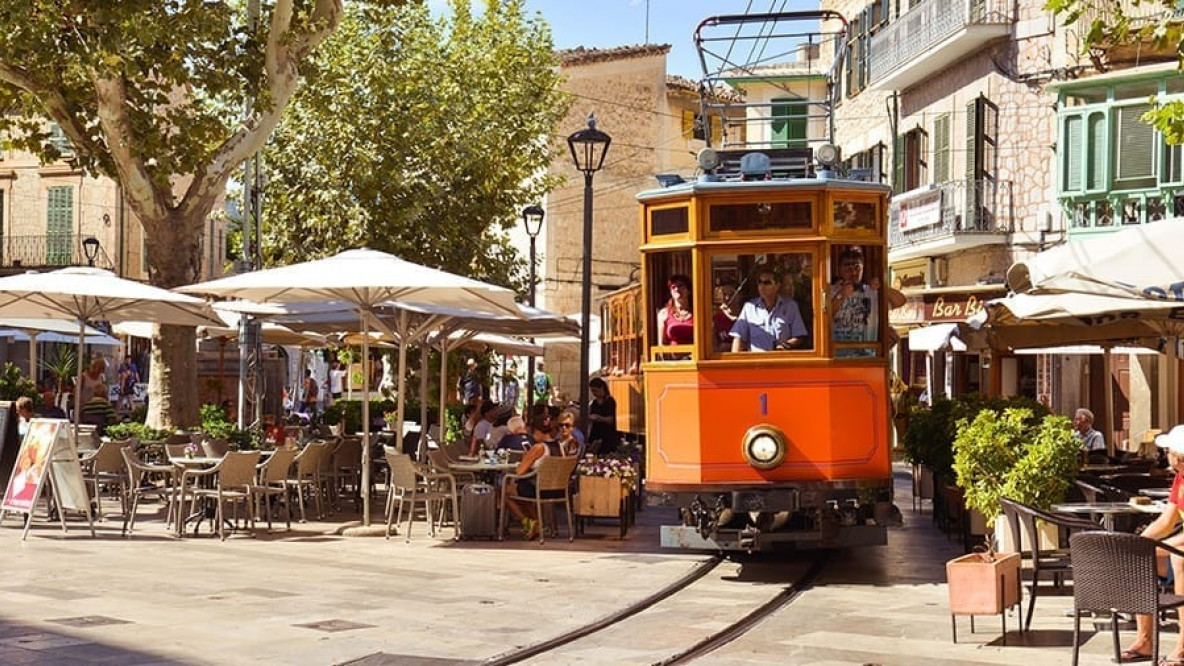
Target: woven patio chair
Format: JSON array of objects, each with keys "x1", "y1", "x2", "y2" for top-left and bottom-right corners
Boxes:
[
  {"x1": 120, "y1": 446, "x2": 176, "y2": 536},
  {"x1": 1069, "y1": 531, "x2": 1184, "y2": 666},
  {"x1": 249, "y1": 447, "x2": 297, "y2": 532},
  {"x1": 499, "y1": 455, "x2": 579, "y2": 544},
  {"x1": 384, "y1": 452, "x2": 458, "y2": 542},
  {"x1": 185, "y1": 451, "x2": 260, "y2": 541},
  {"x1": 284, "y1": 442, "x2": 325, "y2": 522},
  {"x1": 80, "y1": 440, "x2": 129, "y2": 520}
]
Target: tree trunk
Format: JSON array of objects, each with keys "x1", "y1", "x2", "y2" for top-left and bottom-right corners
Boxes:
[{"x1": 143, "y1": 209, "x2": 204, "y2": 430}]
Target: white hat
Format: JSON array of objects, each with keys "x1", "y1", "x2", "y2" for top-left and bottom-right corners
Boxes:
[
  {"x1": 466, "y1": 358, "x2": 477, "y2": 367},
  {"x1": 1156, "y1": 425, "x2": 1184, "y2": 455}
]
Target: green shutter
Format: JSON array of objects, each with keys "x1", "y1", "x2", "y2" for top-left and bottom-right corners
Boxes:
[
  {"x1": 893, "y1": 134, "x2": 905, "y2": 194},
  {"x1": 1063, "y1": 115, "x2": 1082, "y2": 192},
  {"x1": 1086, "y1": 112, "x2": 1106, "y2": 190},
  {"x1": 46, "y1": 186, "x2": 73, "y2": 265},
  {"x1": 965, "y1": 98, "x2": 980, "y2": 229},
  {"x1": 1115, "y1": 104, "x2": 1155, "y2": 185},
  {"x1": 934, "y1": 114, "x2": 950, "y2": 184}
]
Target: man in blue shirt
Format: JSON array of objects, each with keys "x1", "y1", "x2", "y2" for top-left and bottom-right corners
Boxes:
[{"x1": 730, "y1": 268, "x2": 808, "y2": 352}]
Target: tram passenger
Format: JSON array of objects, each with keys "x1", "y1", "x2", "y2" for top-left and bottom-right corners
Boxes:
[
  {"x1": 587, "y1": 377, "x2": 619, "y2": 455},
  {"x1": 712, "y1": 278, "x2": 741, "y2": 351},
  {"x1": 729, "y1": 268, "x2": 808, "y2": 352},
  {"x1": 656, "y1": 274, "x2": 694, "y2": 346},
  {"x1": 829, "y1": 247, "x2": 879, "y2": 343}
]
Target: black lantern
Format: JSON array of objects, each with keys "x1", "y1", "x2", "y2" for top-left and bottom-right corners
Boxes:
[
  {"x1": 521, "y1": 204, "x2": 546, "y2": 407},
  {"x1": 82, "y1": 236, "x2": 100, "y2": 267}
]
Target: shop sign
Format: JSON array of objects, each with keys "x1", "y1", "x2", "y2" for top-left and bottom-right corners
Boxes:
[
  {"x1": 925, "y1": 292, "x2": 988, "y2": 322},
  {"x1": 899, "y1": 191, "x2": 942, "y2": 232}
]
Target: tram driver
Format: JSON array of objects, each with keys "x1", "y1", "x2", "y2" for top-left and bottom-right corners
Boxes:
[{"x1": 729, "y1": 267, "x2": 808, "y2": 352}]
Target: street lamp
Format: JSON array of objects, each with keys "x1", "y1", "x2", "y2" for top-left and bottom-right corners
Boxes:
[
  {"x1": 521, "y1": 204, "x2": 545, "y2": 409},
  {"x1": 82, "y1": 236, "x2": 100, "y2": 267},
  {"x1": 566, "y1": 114, "x2": 611, "y2": 428}
]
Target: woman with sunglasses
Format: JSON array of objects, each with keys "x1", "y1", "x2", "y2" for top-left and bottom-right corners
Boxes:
[
  {"x1": 729, "y1": 267, "x2": 808, "y2": 352},
  {"x1": 505, "y1": 418, "x2": 561, "y2": 540},
  {"x1": 656, "y1": 274, "x2": 694, "y2": 346},
  {"x1": 552, "y1": 411, "x2": 582, "y2": 458}
]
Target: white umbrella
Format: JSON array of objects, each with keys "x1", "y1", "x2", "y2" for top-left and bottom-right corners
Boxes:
[
  {"x1": 0, "y1": 319, "x2": 108, "y2": 379},
  {"x1": 178, "y1": 248, "x2": 521, "y2": 525},
  {"x1": 0, "y1": 266, "x2": 222, "y2": 434}
]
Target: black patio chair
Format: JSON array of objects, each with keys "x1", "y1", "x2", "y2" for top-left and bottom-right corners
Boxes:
[{"x1": 1069, "y1": 531, "x2": 1184, "y2": 666}]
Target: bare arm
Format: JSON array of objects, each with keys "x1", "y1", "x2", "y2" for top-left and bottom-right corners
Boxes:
[
  {"x1": 1142, "y1": 503, "x2": 1181, "y2": 540},
  {"x1": 656, "y1": 309, "x2": 669, "y2": 345}
]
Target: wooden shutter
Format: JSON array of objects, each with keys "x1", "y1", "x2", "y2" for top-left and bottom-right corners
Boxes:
[
  {"x1": 682, "y1": 110, "x2": 694, "y2": 139},
  {"x1": 933, "y1": 114, "x2": 950, "y2": 184},
  {"x1": 1115, "y1": 104, "x2": 1154, "y2": 185},
  {"x1": 965, "y1": 98, "x2": 980, "y2": 229},
  {"x1": 1063, "y1": 115, "x2": 1082, "y2": 192},
  {"x1": 1086, "y1": 112, "x2": 1106, "y2": 191},
  {"x1": 46, "y1": 186, "x2": 73, "y2": 265},
  {"x1": 893, "y1": 134, "x2": 905, "y2": 194}
]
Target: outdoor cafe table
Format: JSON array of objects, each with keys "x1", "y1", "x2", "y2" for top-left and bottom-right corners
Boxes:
[
  {"x1": 1139, "y1": 487, "x2": 1171, "y2": 500},
  {"x1": 170, "y1": 456, "x2": 223, "y2": 536},
  {"x1": 448, "y1": 460, "x2": 517, "y2": 485},
  {"x1": 1052, "y1": 501, "x2": 1164, "y2": 531}
]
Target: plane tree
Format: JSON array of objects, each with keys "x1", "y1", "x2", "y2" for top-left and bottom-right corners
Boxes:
[{"x1": 0, "y1": 0, "x2": 400, "y2": 427}]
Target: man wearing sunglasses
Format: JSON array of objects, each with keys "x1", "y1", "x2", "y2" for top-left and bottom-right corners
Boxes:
[{"x1": 729, "y1": 267, "x2": 808, "y2": 352}]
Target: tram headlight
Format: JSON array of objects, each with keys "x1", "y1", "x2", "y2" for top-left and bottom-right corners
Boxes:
[
  {"x1": 742, "y1": 424, "x2": 787, "y2": 470},
  {"x1": 816, "y1": 143, "x2": 841, "y2": 169}
]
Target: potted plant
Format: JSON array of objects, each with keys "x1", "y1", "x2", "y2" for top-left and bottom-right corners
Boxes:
[
  {"x1": 0, "y1": 362, "x2": 39, "y2": 404},
  {"x1": 900, "y1": 397, "x2": 958, "y2": 504},
  {"x1": 946, "y1": 543, "x2": 1022, "y2": 642},
  {"x1": 953, "y1": 407, "x2": 1079, "y2": 546},
  {"x1": 575, "y1": 454, "x2": 639, "y2": 535}
]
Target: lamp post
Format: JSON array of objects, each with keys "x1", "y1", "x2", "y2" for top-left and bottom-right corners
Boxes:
[
  {"x1": 566, "y1": 114, "x2": 611, "y2": 428},
  {"x1": 82, "y1": 236, "x2": 100, "y2": 267},
  {"x1": 521, "y1": 204, "x2": 545, "y2": 411}
]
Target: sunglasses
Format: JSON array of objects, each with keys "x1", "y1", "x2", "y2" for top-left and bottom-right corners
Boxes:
[
  {"x1": 558, "y1": 422, "x2": 574, "y2": 429},
  {"x1": 757, "y1": 278, "x2": 776, "y2": 285}
]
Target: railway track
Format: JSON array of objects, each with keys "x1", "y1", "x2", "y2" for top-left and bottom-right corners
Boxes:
[{"x1": 480, "y1": 553, "x2": 827, "y2": 666}]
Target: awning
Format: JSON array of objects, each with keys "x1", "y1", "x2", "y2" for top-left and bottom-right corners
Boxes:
[
  {"x1": 1014, "y1": 345, "x2": 1157, "y2": 356},
  {"x1": 906, "y1": 322, "x2": 967, "y2": 352}
]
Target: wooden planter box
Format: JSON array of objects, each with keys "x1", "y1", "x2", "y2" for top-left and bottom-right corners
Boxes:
[
  {"x1": 575, "y1": 475, "x2": 635, "y2": 537},
  {"x1": 946, "y1": 551, "x2": 1021, "y2": 643}
]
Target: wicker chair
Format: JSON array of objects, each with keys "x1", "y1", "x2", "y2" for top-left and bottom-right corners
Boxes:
[
  {"x1": 284, "y1": 442, "x2": 325, "y2": 522},
  {"x1": 201, "y1": 437, "x2": 229, "y2": 458},
  {"x1": 1000, "y1": 497, "x2": 1101, "y2": 631},
  {"x1": 1069, "y1": 531, "x2": 1184, "y2": 666},
  {"x1": 184, "y1": 451, "x2": 261, "y2": 540},
  {"x1": 384, "y1": 452, "x2": 458, "y2": 542},
  {"x1": 79, "y1": 440, "x2": 130, "y2": 519},
  {"x1": 499, "y1": 455, "x2": 579, "y2": 544},
  {"x1": 120, "y1": 446, "x2": 176, "y2": 536},
  {"x1": 249, "y1": 447, "x2": 297, "y2": 532},
  {"x1": 428, "y1": 448, "x2": 474, "y2": 486}
]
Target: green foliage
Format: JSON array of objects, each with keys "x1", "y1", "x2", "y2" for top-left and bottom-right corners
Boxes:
[
  {"x1": 0, "y1": 363, "x2": 39, "y2": 404},
  {"x1": 40, "y1": 346, "x2": 77, "y2": 392},
  {"x1": 260, "y1": 0, "x2": 570, "y2": 297},
  {"x1": 445, "y1": 403, "x2": 467, "y2": 445},
  {"x1": 319, "y1": 399, "x2": 397, "y2": 433},
  {"x1": 105, "y1": 421, "x2": 170, "y2": 443},
  {"x1": 199, "y1": 403, "x2": 235, "y2": 440},
  {"x1": 953, "y1": 408, "x2": 1079, "y2": 523},
  {"x1": 901, "y1": 394, "x2": 1049, "y2": 482}
]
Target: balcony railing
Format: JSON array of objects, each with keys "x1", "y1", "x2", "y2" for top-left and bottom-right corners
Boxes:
[
  {"x1": 888, "y1": 179, "x2": 1013, "y2": 249},
  {"x1": 869, "y1": 0, "x2": 1011, "y2": 86},
  {"x1": 0, "y1": 235, "x2": 115, "y2": 271}
]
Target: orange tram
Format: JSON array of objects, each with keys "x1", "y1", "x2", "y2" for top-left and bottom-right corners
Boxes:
[{"x1": 609, "y1": 11, "x2": 897, "y2": 551}]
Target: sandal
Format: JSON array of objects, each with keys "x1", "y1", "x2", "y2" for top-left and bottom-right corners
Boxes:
[
  {"x1": 523, "y1": 519, "x2": 539, "y2": 541},
  {"x1": 1159, "y1": 657, "x2": 1184, "y2": 665},
  {"x1": 1118, "y1": 649, "x2": 1151, "y2": 663}
]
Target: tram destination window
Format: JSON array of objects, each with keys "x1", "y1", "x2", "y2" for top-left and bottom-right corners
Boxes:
[
  {"x1": 712, "y1": 251, "x2": 814, "y2": 353},
  {"x1": 650, "y1": 207, "x2": 688, "y2": 236},
  {"x1": 709, "y1": 201, "x2": 812, "y2": 232},
  {"x1": 833, "y1": 200, "x2": 876, "y2": 231}
]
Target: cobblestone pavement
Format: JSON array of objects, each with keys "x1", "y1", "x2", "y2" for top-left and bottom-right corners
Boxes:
[{"x1": 0, "y1": 465, "x2": 1146, "y2": 665}]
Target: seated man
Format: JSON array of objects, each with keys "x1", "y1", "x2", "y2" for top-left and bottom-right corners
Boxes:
[
  {"x1": 80, "y1": 382, "x2": 118, "y2": 436},
  {"x1": 729, "y1": 267, "x2": 808, "y2": 352},
  {"x1": 1073, "y1": 407, "x2": 1107, "y2": 464}
]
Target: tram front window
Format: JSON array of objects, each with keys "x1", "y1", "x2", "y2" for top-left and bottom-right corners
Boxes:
[
  {"x1": 712, "y1": 252, "x2": 814, "y2": 353},
  {"x1": 829, "y1": 244, "x2": 892, "y2": 358}
]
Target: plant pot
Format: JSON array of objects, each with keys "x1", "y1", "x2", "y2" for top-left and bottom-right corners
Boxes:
[
  {"x1": 993, "y1": 514, "x2": 1058, "y2": 554},
  {"x1": 947, "y1": 551, "x2": 1021, "y2": 616},
  {"x1": 912, "y1": 463, "x2": 934, "y2": 500},
  {"x1": 576, "y1": 475, "x2": 626, "y2": 518}
]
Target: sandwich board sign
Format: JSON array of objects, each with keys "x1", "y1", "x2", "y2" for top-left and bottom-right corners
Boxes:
[{"x1": 0, "y1": 418, "x2": 95, "y2": 540}]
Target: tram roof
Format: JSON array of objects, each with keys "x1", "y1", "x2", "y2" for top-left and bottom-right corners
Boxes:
[{"x1": 636, "y1": 175, "x2": 893, "y2": 202}]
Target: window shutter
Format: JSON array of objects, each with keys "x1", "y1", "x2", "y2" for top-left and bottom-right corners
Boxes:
[
  {"x1": 965, "y1": 98, "x2": 980, "y2": 229},
  {"x1": 1115, "y1": 104, "x2": 1155, "y2": 185},
  {"x1": 682, "y1": 110, "x2": 694, "y2": 139},
  {"x1": 1063, "y1": 115, "x2": 1082, "y2": 192},
  {"x1": 933, "y1": 114, "x2": 950, "y2": 184},
  {"x1": 46, "y1": 186, "x2": 73, "y2": 265},
  {"x1": 710, "y1": 115, "x2": 723, "y2": 145},
  {"x1": 893, "y1": 134, "x2": 905, "y2": 194},
  {"x1": 1086, "y1": 112, "x2": 1106, "y2": 190}
]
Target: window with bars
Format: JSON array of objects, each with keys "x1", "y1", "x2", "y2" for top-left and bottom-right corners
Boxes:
[
  {"x1": 771, "y1": 99, "x2": 809, "y2": 149},
  {"x1": 46, "y1": 186, "x2": 73, "y2": 265},
  {"x1": 965, "y1": 96, "x2": 998, "y2": 230},
  {"x1": 682, "y1": 109, "x2": 724, "y2": 144},
  {"x1": 843, "y1": 143, "x2": 886, "y2": 182},
  {"x1": 48, "y1": 123, "x2": 74, "y2": 158},
  {"x1": 894, "y1": 128, "x2": 927, "y2": 193},
  {"x1": 840, "y1": 0, "x2": 890, "y2": 99}
]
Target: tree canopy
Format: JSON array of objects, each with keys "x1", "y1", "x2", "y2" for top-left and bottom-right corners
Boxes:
[{"x1": 260, "y1": 0, "x2": 569, "y2": 293}]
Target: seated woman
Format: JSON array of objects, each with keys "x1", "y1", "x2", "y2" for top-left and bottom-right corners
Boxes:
[
  {"x1": 79, "y1": 382, "x2": 118, "y2": 436},
  {"x1": 552, "y1": 410, "x2": 582, "y2": 458},
  {"x1": 505, "y1": 418, "x2": 560, "y2": 540},
  {"x1": 656, "y1": 274, "x2": 693, "y2": 348}
]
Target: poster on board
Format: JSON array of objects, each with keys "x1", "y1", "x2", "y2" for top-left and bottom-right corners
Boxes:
[{"x1": 1, "y1": 418, "x2": 59, "y2": 513}]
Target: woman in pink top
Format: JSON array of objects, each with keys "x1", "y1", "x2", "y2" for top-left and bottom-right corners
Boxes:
[
  {"x1": 1124, "y1": 425, "x2": 1184, "y2": 663},
  {"x1": 656, "y1": 274, "x2": 693, "y2": 346}
]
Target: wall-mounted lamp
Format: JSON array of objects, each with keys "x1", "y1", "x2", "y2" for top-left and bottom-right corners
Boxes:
[{"x1": 82, "y1": 236, "x2": 100, "y2": 267}]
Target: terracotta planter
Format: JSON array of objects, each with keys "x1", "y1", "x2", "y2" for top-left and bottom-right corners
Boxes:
[{"x1": 946, "y1": 551, "x2": 1021, "y2": 643}]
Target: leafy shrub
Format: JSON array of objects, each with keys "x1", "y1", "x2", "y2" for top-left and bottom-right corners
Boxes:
[
  {"x1": 105, "y1": 421, "x2": 170, "y2": 443},
  {"x1": 0, "y1": 363, "x2": 39, "y2": 404},
  {"x1": 319, "y1": 399, "x2": 396, "y2": 433},
  {"x1": 953, "y1": 408, "x2": 1078, "y2": 521}
]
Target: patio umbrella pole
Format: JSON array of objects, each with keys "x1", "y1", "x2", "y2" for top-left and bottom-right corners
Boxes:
[
  {"x1": 1103, "y1": 345, "x2": 1115, "y2": 459},
  {"x1": 438, "y1": 335, "x2": 449, "y2": 450},
  {"x1": 1170, "y1": 338, "x2": 1180, "y2": 427},
  {"x1": 73, "y1": 320, "x2": 86, "y2": 441},
  {"x1": 418, "y1": 346, "x2": 429, "y2": 460},
  {"x1": 360, "y1": 309, "x2": 371, "y2": 526},
  {"x1": 395, "y1": 310, "x2": 408, "y2": 454}
]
